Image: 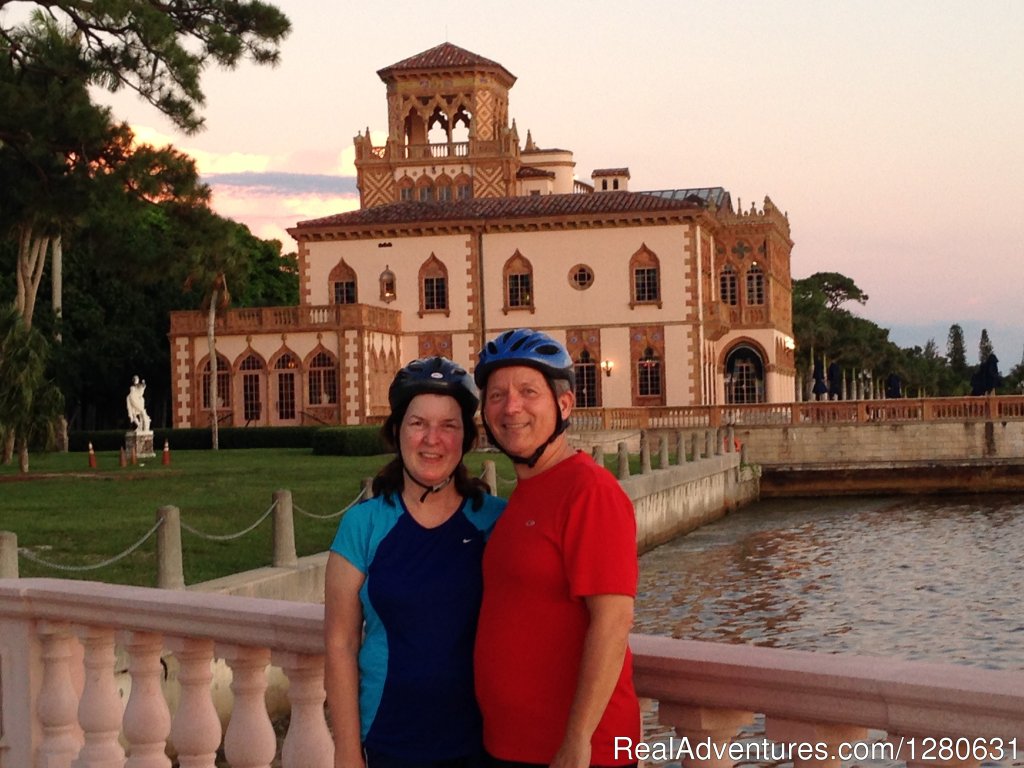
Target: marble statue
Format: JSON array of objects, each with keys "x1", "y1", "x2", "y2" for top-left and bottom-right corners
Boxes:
[{"x1": 127, "y1": 375, "x2": 151, "y2": 432}]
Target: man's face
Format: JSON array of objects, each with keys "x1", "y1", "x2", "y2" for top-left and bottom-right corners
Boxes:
[{"x1": 482, "y1": 366, "x2": 570, "y2": 458}]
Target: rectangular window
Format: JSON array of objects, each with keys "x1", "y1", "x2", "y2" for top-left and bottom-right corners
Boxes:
[
  {"x1": 309, "y1": 370, "x2": 338, "y2": 405},
  {"x1": 418, "y1": 186, "x2": 433, "y2": 202},
  {"x1": 277, "y1": 373, "x2": 296, "y2": 420},
  {"x1": 202, "y1": 372, "x2": 230, "y2": 409},
  {"x1": 638, "y1": 362, "x2": 662, "y2": 397},
  {"x1": 333, "y1": 281, "x2": 356, "y2": 305},
  {"x1": 424, "y1": 276, "x2": 448, "y2": 311},
  {"x1": 575, "y1": 362, "x2": 598, "y2": 407},
  {"x1": 508, "y1": 273, "x2": 532, "y2": 307},
  {"x1": 635, "y1": 267, "x2": 659, "y2": 302},
  {"x1": 437, "y1": 185, "x2": 452, "y2": 202},
  {"x1": 457, "y1": 184, "x2": 472, "y2": 200},
  {"x1": 400, "y1": 187, "x2": 413, "y2": 201},
  {"x1": 243, "y1": 374, "x2": 261, "y2": 421}
]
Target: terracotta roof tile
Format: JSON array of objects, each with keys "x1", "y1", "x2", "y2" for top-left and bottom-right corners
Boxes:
[
  {"x1": 377, "y1": 43, "x2": 515, "y2": 83},
  {"x1": 592, "y1": 168, "x2": 631, "y2": 178},
  {"x1": 516, "y1": 166, "x2": 556, "y2": 179},
  {"x1": 293, "y1": 191, "x2": 703, "y2": 232}
]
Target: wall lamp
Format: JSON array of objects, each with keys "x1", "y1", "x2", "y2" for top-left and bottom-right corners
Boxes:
[{"x1": 600, "y1": 360, "x2": 614, "y2": 377}]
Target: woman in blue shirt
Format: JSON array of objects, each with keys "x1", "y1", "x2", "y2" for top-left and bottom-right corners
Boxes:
[{"x1": 324, "y1": 357, "x2": 504, "y2": 768}]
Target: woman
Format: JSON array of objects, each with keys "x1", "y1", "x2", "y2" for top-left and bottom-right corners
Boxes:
[{"x1": 324, "y1": 356, "x2": 505, "y2": 768}]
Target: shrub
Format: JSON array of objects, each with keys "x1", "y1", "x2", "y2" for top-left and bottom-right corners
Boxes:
[{"x1": 312, "y1": 426, "x2": 389, "y2": 456}]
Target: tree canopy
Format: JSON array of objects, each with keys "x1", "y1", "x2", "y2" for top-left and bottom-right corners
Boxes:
[{"x1": 2, "y1": 0, "x2": 290, "y2": 133}]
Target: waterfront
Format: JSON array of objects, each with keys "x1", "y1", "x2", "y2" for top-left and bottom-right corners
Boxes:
[{"x1": 636, "y1": 494, "x2": 1024, "y2": 670}]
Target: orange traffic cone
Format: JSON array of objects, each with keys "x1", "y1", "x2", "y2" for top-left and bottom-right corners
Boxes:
[
  {"x1": 130, "y1": 444, "x2": 138, "y2": 465},
  {"x1": 162, "y1": 439, "x2": 171, "y2": 466},
  {"x1": 119, "y1": 446, "x2": 127, "y2": 467},
  {"x1": 88, "y1": 441, "x2": 97, "y2": 469}
]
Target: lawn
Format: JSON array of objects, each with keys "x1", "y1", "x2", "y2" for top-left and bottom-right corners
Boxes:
[{"x1": 0, "y1": 448, "x2": 517, "y2": 587}]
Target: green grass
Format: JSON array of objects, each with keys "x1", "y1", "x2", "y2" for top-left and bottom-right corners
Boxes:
[{"x1": 1, "y1": 448, "x2": 517, "y2": 587}]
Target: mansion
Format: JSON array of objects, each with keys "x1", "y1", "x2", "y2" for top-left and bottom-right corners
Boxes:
[{"x1": 168, "y1": 43, "x2": 796, "y2": 428}]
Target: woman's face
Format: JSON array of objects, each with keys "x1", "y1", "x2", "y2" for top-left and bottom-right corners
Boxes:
[{"x1": 400, "y1": 393, "x2": 464, "y2": 488}]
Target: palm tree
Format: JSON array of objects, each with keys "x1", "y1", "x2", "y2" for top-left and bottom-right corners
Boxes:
[{"x1": 0, "y1": 305, "x2": 64, "y2": 471}]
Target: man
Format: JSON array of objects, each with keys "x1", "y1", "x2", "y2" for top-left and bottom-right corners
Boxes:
[{"x1": 473, "y1": 329, "x2": 640, "y2": 768}]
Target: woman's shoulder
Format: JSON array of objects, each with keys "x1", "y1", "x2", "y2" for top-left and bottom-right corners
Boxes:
[{"x1": 465, "y1": 492, "x2": 505, "y2": 532}]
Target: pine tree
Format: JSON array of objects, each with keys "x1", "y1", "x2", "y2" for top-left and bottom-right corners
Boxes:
[
  {"x1": 979, "y1": 329, "x2": 994, "y2": 364},
  {"x1": 947, "y1": 324, "x2": 967, "y2": 376}
]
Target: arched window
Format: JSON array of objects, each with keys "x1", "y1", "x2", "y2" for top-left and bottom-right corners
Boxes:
[
  {"x1": 307, "y1": 350, "x2": 338, "y2": 406},
  {"x1": 435, "y1": 173, "x2": 453, "y2": 202},
  {"x1": 725, "y1": 345, "x2": 766, "y2": 404},
  {"x1": 451, "y1": 105, "x2": 472, "y2": 144},
  {"x1": 720, "y1": 264, "x2": 738, "y2": 305},
  {"x1": 454, "y1": 173, "x2": 472, "y2": 200},
  {"x1": 746, "y1": 264, "x2": 765, "y2": 305},
  {"x1": 629, "y1": 245, "x2": 661, "y2": 307},
  {"x1": 398, "y1": 176, "x2": 414, "y2": 202},
  {"x1": 274, "y1": 352, "x2": 299, "y2": 421},
  {"x1": 329, "y1": 259, "x2": 357, "y2": 305},
  {"x1": 201, "y1": 355, "x2": 231, "y2": 410},
  {"x1": 427, "y1": 105, "x2": 449, "y2": 146},
  {"x1": 239, "y1": 353, "x2": 265, "y2": 422},
  {"x1": 379, "y1": 265, "x2": 396, "y2": 302},
  {"x1": 419, "y1": 254, "x2": 449, "y2": 316},
  {"x1": 416, "y1": 175, "x2": 434, "y2": 202},
  {"x1": 637, "y1": 347, "x2": 662, "y2": 397},
  {"x1": 503, "y1": 250, "x2": 534, "y2": 312},
  {"x1": 575, "y1": 350, "x2": 599, "y2": 408}
]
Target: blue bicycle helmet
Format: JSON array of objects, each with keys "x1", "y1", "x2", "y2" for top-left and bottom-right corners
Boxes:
[
  {"x1": 388, "y1": 356, "x2": 479, "y2": 455},
  {"x1": 474, "y1": 329, "x2": 574, "y2": 467},
  {"x1": 474, "y1": 328, "x2": 575, "y2": 390}
]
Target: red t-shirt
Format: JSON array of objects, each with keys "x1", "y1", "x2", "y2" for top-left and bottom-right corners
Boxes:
[{"x1": 474, "y1": 451, "x2": 640, "y2": 765}]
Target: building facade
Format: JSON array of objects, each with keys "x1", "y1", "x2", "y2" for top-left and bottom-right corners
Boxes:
[{"x1": 169, "y1": 43, "x2": 796, "y2": 428}]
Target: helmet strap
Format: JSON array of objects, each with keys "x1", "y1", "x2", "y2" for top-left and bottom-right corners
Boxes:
[{"x1": 402, "y1": 464, "x2": 454, "y2": 503}]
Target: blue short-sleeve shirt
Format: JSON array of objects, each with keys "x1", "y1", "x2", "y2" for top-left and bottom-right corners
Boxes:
[{"x1": 331, "y1": 491, "x2": 504, "y2": 761}]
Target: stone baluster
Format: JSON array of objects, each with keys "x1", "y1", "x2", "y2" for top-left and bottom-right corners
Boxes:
[
  {"x1": 167, "y1": 637, "x2": 221, "y2": 768},
  {"x1": 72, "y1": 626, "x2": 125, "y2": 768},
  {"x1": 765, "y1": 718, "x2": 867, "y2": 768},
  {"x1": 658, "y1": 704, "x2": 754, "y2": 768},
  {"x1": 704, "y1": 430, "x2": 714, "y2": 458},
  {"x1": 715, "y1": 427, "x2": 724, "y2": 456},
  {"x1": 275, "y1": 651, "x2": 334, "y2": 768},
  {"x1": 222, "y1": 645, "x2": 277, "y2": 768},
  {"x1": 658, "y1": 434, "x2": 670, "y2": 469},
  {"x1": 690, "y1": 432, "x2": 700, "y2": 462},
  {"x1": 726, "y1": 426, "x2": 736, "y2": 453},
  {"x1": 675, "y1": 431, "x2": 686, "y2": 465},
  {"x1": 123, "y1": 631, "x2": 172, "y2": 768},
  {"x1": 37, "y1": 621, "x2": 83, "y2": 768}
]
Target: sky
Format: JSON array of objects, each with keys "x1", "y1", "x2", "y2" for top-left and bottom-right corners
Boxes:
[{"x1": 15, "y1": 0, "x2": 1023, "y2": 365}]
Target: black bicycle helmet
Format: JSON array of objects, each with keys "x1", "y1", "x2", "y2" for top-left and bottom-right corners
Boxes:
[
  {"x1": 474, "y1": 329, "x2": 574, "y2": 468},
  {"x1": 387, "y1": 356, "x2": 480, "y2": 455},
  {"x1": 474, "y1": 328, "x2": 575, "y2": 391}
]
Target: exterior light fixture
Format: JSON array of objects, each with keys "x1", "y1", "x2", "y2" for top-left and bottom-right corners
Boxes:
[{"x1": 600, "y1": 360, "x2": 614, "y2": 377}]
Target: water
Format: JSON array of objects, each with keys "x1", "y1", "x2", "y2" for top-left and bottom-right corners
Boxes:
[
  {"x1": 636, "y1": 494, "x2": 1024, "y2": 670},
  {"x1": 633, "y1": 496, "x2": 1024, "y2": 767}
]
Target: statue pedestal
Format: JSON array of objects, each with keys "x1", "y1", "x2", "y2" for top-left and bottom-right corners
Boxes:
[{"x1": 125, "y1": 430, "x2": 156, "y2": 459}]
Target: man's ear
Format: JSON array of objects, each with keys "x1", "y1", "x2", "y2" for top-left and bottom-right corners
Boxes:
[{"x1": 558, "y1": 388, "x2": 575, "y2": 419}]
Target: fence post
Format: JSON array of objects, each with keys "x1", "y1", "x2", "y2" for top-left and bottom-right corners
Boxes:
[
  {"x1": 705, "y1": 430, "x2": 714, "y2": 459},
  {"x1": 617, "y1": 442, "x2": 630, "y2": 479},
  {"x1": 675, "y1": 431, "x2": 685, "y2": 465},
  {"x1": 690, "y1": 432, "x2": 700, "y2": 462},
  {"x1": 482, "y1": 461, "x2": 497, "y2": 496},
  {"x1": 715, "y1": 427, "x2": 724, "y2": 456},
  {"x1": 591, "y1": 445, "x2": 604, "y2": 467},
  {"x1": 639, "y1": 431, "x2": 652, "y2": 475},
  {"x1": 0, "y1": 530, "x2": 18, "y2": 578},
  {"x1": 361, "y1": 477, "x2": 375, "y2": 499},
  {"x1": 726, "y1": 426, "x2": 736, "y2": 454},
  {"x1": 273, "y1": 490, "x2": 298, "y2": 568},
  {"x1": 156, "y1": 505, "x2": 185, "y2": 589}
]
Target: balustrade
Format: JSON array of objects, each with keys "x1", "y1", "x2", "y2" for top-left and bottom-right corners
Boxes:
[{"x1": 3, "y1": 579, "x2": 1023, "y2": 768}]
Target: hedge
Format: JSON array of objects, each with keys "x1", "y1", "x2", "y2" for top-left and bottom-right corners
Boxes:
[
  {"x1": 67, "y1": 426, "x2": 386, "y2": 454},
  {"x1": 312, "y1": 426, "x2": 389, "y2": 456}
]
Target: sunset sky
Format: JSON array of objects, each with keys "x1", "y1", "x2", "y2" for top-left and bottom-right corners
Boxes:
[{"x1": 64, "y1": 0, "x2": 1024, "y2": 367}]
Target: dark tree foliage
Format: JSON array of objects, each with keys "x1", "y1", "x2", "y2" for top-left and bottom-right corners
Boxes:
[{"x1": 2, "y1": 0, "x2": 290, "y2": 133}]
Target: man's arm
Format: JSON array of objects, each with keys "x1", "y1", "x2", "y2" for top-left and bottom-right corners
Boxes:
[{"x1": 550, "y1": 593, "x2": 634, "y2": 768}]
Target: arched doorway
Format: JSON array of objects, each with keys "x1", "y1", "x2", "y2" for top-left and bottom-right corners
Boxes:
[{"x1": 724, "y1": 344, "x2": 766, "y2": 404}]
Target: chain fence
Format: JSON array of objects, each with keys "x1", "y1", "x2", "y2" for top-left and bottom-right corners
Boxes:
[{"x1": 17, "y1": 518, "x2": 166, "y2": 572}]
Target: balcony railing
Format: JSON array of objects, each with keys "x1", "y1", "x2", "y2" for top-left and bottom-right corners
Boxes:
[
  {"x1": 2, "y1": 578, "x2": 1022, "y2": 768},
  {"x1": 169, "y1": 304, "x2": 402, "y2": 335},
  {"x1": 572, "y1": 395, "x2": 1024, "y2": 431}
]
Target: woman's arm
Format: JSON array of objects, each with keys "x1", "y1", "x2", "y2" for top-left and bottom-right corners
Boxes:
[{"x1": 324, "y1": 551, "x2": 367, "y2": 768}]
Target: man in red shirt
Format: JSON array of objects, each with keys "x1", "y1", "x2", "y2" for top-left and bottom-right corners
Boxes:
[{"x1": 473, "y1": 329, "x2": 640, "y2": 768}]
